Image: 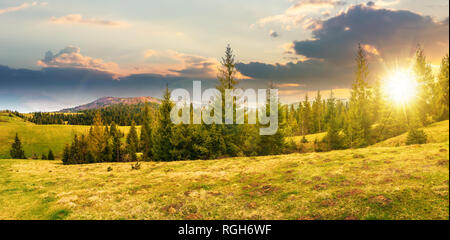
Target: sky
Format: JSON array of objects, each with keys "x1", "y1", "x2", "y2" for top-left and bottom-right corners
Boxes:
[{"x1": 0, "y1": 0, "x2": 448, "y2": 112}]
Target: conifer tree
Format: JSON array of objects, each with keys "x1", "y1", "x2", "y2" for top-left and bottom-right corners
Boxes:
[
  {"x1": 109, "y1": 121, "x2": 124, "y2": 162},
  {"x1": 324, "y1": 91, "x2": 342, "y2": 150},
  {"x1": 344, "y1": 44, "x2": 372, "y2": 148},
  {"x1": 216, "y1": 44, "x2": 243, "y2": 157},
  {"x1": 413, "y1": 46, "x2": 435, "y2": 125},
  {"x1": 10, "y1": 133, "x2": 26, "y2": 159},
  {"x1": 126, "y1": 121, "x2": 139, "y2": 161},
  {"x1": 312, "y1": 91, "x2": 323, "y2": 133},
  {"x1": 257, "y1": 85, "x2": 286, "y2": 155},
  {"x1": 88, "y1": 111, "x2": 107, "y2": 162},
  {"x1": 47, "y1": 149, "x2": 54, "y2": 160},
  {"x1": 152, "y1": 87, "x2": 174, "y2": 161},
  {"x1": 140, "y1": 103, "x2": 153, "y2": 161},
  {"x1": 62, "y1": 144, "x2": 70, "y2": 164},
  {"x1": 300, "y1": 94, "x2": 312, "y2": 135},
  {"x1": 437, "y1": 54, "x2": 449, "y2": 119},
  {"x1": 217, "y1": 44, "x2": 238, "y2": 91}
]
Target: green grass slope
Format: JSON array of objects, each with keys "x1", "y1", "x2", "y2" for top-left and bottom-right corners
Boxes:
[
  {"x1": 0, "y1": 113, "x2": 136, "y2": 159},
  {"x1": 0, "y1": 140, "x2": 448, "y2": 220}
]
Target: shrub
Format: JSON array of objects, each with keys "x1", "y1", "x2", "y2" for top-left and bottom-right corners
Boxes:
[
  {"x1": 47, "y1": 149, "x2": 55, "y2": 160},
  {"x1": 406, "y1": 128, "x2": 427, "y2": 145}
]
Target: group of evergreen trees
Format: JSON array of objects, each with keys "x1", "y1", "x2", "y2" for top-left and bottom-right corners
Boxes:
[
  {"x1": 62, "y1": 111, "x2": 137, "y2": 164},
  {"x1": 62, "y1": 46, "x2": 287, "y2": 164}
]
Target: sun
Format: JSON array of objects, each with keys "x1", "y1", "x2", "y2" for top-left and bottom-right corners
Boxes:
[{"x1": 383, "y1": 69, "x2": 418, "y2": 104}]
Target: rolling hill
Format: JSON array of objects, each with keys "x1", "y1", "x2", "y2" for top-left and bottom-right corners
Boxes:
[
  {"x1": 0, "y1": 112, "x2": 138, "y2": 159},
  {"x1": 0, "y1": 138, "x2": 447, "y2": 220}
]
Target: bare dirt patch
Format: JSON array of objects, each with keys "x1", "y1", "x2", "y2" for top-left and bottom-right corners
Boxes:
[{"x1": 369, "y1": 195, "x2": 392, "y2": 206}]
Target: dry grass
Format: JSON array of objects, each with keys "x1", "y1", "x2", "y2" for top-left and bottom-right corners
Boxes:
[{"x1": 0, "y1": 142, "x2": 448, "y2": 220}]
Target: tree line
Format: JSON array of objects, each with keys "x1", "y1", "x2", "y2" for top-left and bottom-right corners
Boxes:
[{"x1": 26, "y1": 103, "x2": 159, "y2": 126}]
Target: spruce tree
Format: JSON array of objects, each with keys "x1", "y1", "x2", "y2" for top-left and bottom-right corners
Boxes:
[
  {"x1": 152, "y1": 87, "x2": 174, "y2": 161},
  {"x1": 257, "y1": 85, "x2": 286, "y2": 155},
  {"x1": 217, "y1": 44, "x2": 238, "y2": 91},
  {"x1": 47, "y1": 149, "x2": 54, "y2": 160},
  {"x1": 413, "y1": 46, "x2": 435, "y2": 125},
  {"x1": 216, "y1": 44, "x2": 243, "y2": 157},
  {"x1": 437, "y1": 54, "x2": 449, "y2": 119},
  {"x1": 324, "y1": 91, "x2": 342, "y2": 150},
  {"x1": 140, "y1": 103, "x2": 153, "y2": 161},
  {"x1": 126, "y1": 121, "x2": 139, "y2": 161},
  {"x1": 344, "y1": 44, "x2": 372, "y2": 148},
  {"x1": 110, "y1": 122, "x2": 124, "y2": 162},
  {"x1": 312, "y1": 91, "x2": 323, "y2": 133},
  {"x1": 301, "y1": 94, "x2": 312, "y2": 135},
  {"x1": 88, "y1": 111, "x2": 107, "y2": 162},
  {"x1": 10, "y1": 133, "x2": 26, "y2": 159},
  {"x1": 62, "y1": 144, "x2": 70, "y2": 165}
]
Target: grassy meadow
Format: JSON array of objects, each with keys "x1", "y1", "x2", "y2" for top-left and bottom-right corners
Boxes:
[
  {"x1": 0, "y1": 141, "x2": 447, "y2": 220},
  {"x1": 0, "y1": 112, "x2": 448, "y2": 220},
  {"x1": 0, "y1": 113, "x2": 138, "y2": 159}
]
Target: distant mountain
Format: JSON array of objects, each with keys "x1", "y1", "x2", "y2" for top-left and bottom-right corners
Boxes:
[{"x1": 59, "y1": 96, "x2": 161, "y2": 113}]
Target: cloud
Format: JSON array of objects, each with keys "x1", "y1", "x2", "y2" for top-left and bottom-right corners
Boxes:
[
  {"x1": 277, "y1": 83, "x2": 304, "y2": 87},
  {"x1": 142, "y1": 49, "x2": 219, "y2": 78},
  {"x1": 256, "y1": 0, "x2": 347, "y2": 30},
  {"x1": 293, "y1": 4, "x2": 449, "y2": 65},
  {"x1": 0, "y1": 65, "x2": 220, "y2": 112},
  {"x1": 0, "y1": 2, "x2": 46, "y2": 15},
  {"x1": 50, "y1": 14, "x2": 126, "y2": 27},
  {"x1": 236, "y1": 59, "x2": 354, "y2": 90},
  {"x1": 269, "y1": 30, "x2": 279, "y2": 38},
  {"x1": 37, "y1": 46, "x2": 120, "y2": 74}
]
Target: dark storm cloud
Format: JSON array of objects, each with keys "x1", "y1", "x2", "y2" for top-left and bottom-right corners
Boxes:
[
  {"x1": 237, "y1": 4, "x2": 449, "y2": 90},
  {"x1": 294, "y1": 4, "x2": 449, "y2": 64},
  {"x1": 236, "y1": 60, "x2": 353, "y2": 90}
]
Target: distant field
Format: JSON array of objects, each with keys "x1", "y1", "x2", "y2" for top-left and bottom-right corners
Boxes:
[
  {"x1": 0, "y1": 141, "x2": 448, "y2": 220},
  {"x1": 0, "y1": 113, "x2": 138, "y2": 159}
]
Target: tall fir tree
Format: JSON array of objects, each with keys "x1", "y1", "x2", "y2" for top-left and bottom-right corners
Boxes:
[
  {"x1": 324, "y1": 91, "x2": 342, "y2": 150},
  {"x1": 300, "y1": 94, "x2": 312, "y2": 135},
  {"x1": 47, "y1": 149, "x2": 55, "y2": 160},
  {"x1": 312, "y1": 91, "x2": 323, "y2": 133},
  {"x1": 109, "y1": 121, "x2": 124, "y2": 162},
  {"x1": 257, "y1": 84, "x2": 286, "y2": 155},
  {"x1": 126, "y1": 121, "x2": 139, "y2": 161},
  {"x1": 217, "y1": 44, "x2": 238, "y2": 91},
  {"x1": 152, "y1": 87, "x2": 174, "y2": 161},
  {"x1": 437, "y1": 54, "x2": 449, "y2": 120},
  {"x1": 413, "y1": 46, "x2": 435, "y2": 125},
  {"x1": 216, "y1": 44, "x2": 243, "y2": 157},
  {"x1": 88, "y1": 111, "x2": 108, "y2": 162},
  {"x1": 10, "y1": 133, "x2": 26, "y2": 159},
  {"x1": 344, "y1": 44, "x2": 372, "y2": 148},
  {"x1": 140, "y1": 103, "x2": 153, "y2": 161}
]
